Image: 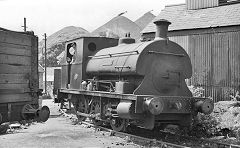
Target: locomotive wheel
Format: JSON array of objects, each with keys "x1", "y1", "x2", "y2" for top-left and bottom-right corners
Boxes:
[
  {"x1": 76, "y1": 98, "x2": 88, "y2": 122},
  {"x1": 110, "y1": 118, "x2": 127, "y2": 132},
  {"x1": 90, "y1": 100, "x2": 103, "y2": 126}
]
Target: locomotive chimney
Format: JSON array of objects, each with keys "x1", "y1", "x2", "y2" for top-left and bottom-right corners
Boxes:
[{"x1": 153, "y1": 19, "x2": 171, "y2": 40}]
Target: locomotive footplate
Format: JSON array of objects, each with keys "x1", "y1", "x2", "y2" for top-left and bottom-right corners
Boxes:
[
  {"x1": 58, "y1": 89, "x2": 213, "y2": 130},
  {"x1": 58, "y1": 89, "x2": 213, "y2": 115}
]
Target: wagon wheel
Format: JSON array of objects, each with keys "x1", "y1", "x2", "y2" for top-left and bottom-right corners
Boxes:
[
  {"x1": 38, "y1": 106, "x2": 50, "y2": 122},
  {"x1": 90, "y1": 100, "x2": 103, "y2": 126},
  {"x1": 110, "y1": 118, "x2": 127, "y2": 132},
  {"x1": 21, "y1": 104, "x2": 35, "y2": 120},
  {"x1": 76, "y1": 98, "x2": 88, "y2": 122}
]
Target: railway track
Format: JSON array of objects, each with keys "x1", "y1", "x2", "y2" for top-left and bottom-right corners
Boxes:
[
  {"x1": 59, "y1": 109, "x2": 240, "y2": 148},
  {"x1": 156, "y1": 129, "x2": 240, "y2": 148}
]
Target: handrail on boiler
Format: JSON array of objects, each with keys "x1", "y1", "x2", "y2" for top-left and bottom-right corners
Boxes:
[
  {"x1": 88, "y1": 50, "x2": 139, "y2": 59},
  {"x1": 148, "y1": 51, "x2": 185, "y2": 57}
]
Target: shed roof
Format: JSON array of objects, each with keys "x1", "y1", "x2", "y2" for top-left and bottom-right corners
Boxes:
[{"x1": 142, "y1": 3, "x2": 240, "y2": 33}]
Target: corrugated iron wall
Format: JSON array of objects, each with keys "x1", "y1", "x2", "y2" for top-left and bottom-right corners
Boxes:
[
  {"x1": 186, "y1": 0, "x2": 219, "y2": 10},
  {"x1": 170, "y1": 31, "x2": 240, "y2": 102}
]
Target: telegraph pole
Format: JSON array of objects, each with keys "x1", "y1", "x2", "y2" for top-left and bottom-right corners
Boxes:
[
  {"x1": 44, "y1": 33, "x2": 47, "y2": 94},
  {"x1": 22, "y1": 17, "x2": 27, "y2": 32},
  {"x1": 23, "y1": 18, "x2": 26, "y2": 32}
]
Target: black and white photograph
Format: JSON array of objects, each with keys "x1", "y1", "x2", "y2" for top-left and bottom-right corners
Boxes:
[{"x1": 0, "y1": 0, "x2": 240, "y2": 147}]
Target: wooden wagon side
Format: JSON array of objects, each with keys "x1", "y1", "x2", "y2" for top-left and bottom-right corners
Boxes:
[{"x1": 0, "y1": 28, "x2": 40, "y2": 123}]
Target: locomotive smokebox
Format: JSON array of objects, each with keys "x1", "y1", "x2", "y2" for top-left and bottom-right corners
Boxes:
[{"x1": 153, "y1": 19, "x2": 171, "y2": 40}]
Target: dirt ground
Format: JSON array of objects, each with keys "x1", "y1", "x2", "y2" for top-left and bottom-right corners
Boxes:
[{"x1": 0, "y1": 99, "x2": 139, "y2": 148}]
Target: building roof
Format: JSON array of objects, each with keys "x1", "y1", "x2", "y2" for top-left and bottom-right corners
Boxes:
[{"x1": 142, "y1": 3, "x2": 240, "y2": 33}]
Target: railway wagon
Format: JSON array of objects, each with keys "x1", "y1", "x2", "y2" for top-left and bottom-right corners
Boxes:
[
  {"x1": 55, "y1": 19, "x2": 214, "y2": 131},
  {"x1": 0, "y1": 28, "x2": 49, "y2": 123}
]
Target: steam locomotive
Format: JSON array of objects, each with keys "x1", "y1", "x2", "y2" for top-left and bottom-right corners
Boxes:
[{"x1": 54, "y1": 19, "x2": 213, "y2": 131}]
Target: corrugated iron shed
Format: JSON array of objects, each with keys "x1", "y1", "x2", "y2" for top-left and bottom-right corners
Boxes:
[
  {"x1": 186, "y1": 0, "x2": 218, "y2": 10},
  {"x1": 142, "y1": 3, "x2": 240, "y2": 102}
]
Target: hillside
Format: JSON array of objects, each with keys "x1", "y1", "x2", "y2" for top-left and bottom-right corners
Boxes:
[
  {"x1": 39, "y1": 26, "x2": 89, "y2": 49},
  {"x1": 91, "y1": 16, "x2": 141, "y2": 40},
  {"x1": 39, "y1": 26, "x2": 89, "y2": 66},
  {"x1": 39, "y1": 14, "x2": 154, "y2": 67},
  {"x1": 134, "y1": 12, "x2": 155, "y2": 30}
]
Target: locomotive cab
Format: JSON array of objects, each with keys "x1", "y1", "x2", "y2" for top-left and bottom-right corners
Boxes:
[{"x1": 58, "y1": 37, "x2": 118, "y2": 90}]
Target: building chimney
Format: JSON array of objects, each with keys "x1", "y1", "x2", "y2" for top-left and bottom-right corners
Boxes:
[{"x1": 153, "y1": 19, "x2": 171, "y2": 40}]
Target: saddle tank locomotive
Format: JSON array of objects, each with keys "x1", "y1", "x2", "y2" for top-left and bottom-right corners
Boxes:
[{"x1": 55, "y1": 19, "x2": 213, "y2": 131}]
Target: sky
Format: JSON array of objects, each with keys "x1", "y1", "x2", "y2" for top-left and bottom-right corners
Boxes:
[{"x1": 0, "y1": 0, "x2": 185, "y2": 40}]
